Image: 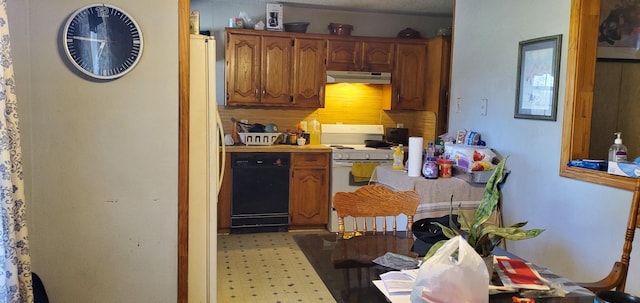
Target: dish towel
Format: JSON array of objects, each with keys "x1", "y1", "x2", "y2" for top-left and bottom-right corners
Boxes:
[{"x1": 351, "y1": 162, "x2": 381, "y2": 183}]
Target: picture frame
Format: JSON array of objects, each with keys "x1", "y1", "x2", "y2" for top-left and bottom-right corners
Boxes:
[
  {"x1": 514, "y1": 34, "x2": 562, "y2": 121},
  {"x1": 597, "y1": 0, "x2": 640, "y2": 60}
]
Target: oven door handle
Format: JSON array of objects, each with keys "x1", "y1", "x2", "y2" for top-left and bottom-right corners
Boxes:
[{"x1": 332, "y1": 161, "x2": 354, "y2": 168}]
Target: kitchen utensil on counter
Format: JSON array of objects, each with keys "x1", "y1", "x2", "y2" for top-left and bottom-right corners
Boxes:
[
  {"x1": 224, "y1": 134, "x2": 235, "y2": 146},
  {"x1": 231, "y1": 117, "x2": 266, "y2": 133},
  {"x1": 364, "y1": 140, "x2": 393, "y2": 148},
  {"x1": 328, "y1": 23, "x2": 353, "y2": 36},
  {"x1": 265, "y1": 123, "x2": 279, "y2": 133}
]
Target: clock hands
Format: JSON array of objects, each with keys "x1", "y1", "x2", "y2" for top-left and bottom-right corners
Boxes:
[{"x1": 72, "y1": 36, "x2": 107, "y2": 43}]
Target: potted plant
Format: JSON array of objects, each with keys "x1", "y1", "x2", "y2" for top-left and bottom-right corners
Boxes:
[{"x1": 423, "y1": 157, "x2": 545, "y2": 261}]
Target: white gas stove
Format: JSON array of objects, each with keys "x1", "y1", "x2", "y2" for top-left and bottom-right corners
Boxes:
[
  {"x1": 321, "y1": 124, "x2": 400, "y2": 232},
  {"x1": 321, "y1": 124, "x2": 396, "y2": 161}
]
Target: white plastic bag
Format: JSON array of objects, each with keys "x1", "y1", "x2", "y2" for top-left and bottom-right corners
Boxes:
[{"x1": 410, "y1": 236, "x2": 489, "y2": 303}]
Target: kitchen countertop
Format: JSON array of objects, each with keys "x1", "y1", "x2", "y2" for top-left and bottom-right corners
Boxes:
[{"x1": 223, "y1": 144, "x2": 331, "y2": 153}]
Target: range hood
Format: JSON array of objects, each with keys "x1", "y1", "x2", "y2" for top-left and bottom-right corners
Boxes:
[{"x1": 326, "y1": 70, "x2": 391, "y2": 84}]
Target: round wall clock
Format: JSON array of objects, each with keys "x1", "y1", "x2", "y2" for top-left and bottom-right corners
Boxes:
[{"x1": 62, "y1": 4, "x2": 144, "y2": 80}]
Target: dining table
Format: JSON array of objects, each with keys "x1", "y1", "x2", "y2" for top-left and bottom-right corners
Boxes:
[{"x1": 293, "y1": 232, "x2": 595, "y2": 303}]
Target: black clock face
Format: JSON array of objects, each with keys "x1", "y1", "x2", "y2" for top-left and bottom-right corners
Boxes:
[{"x1": 63, "y1": 4, "x2": 143, "y2": 80}]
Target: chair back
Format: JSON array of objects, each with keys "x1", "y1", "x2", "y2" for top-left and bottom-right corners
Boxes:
[{"x1": 332, "y1": 184, "x2": 420, "y2": 235}]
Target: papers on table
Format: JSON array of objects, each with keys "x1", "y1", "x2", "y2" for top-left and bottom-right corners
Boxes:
[
  {"x1": 380, "y1": 270, "x2": 418, "y2": 294},
  {"x1": 373, "y1": 256, "x2": 553, "y2": 302},
  {"x1": 373, "y1": 280, "x2": 411, "y2": 303},
  {"x1": 494, "y1": 257, "x2": 550, "y2": 291},
  {"x1": 372, "y1": 269, "x2": 417, "y2": 303}
]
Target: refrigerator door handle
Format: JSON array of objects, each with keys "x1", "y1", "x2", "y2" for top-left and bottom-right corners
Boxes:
[{"x1": 217, "y1": 110, "x2": 225, "y2": 193}]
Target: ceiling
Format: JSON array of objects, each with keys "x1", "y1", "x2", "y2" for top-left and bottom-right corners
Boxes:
[{"x1": 272, "y1": 0, "x2": 454, "y2": 16}]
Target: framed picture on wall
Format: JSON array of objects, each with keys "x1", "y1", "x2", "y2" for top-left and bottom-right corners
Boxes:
[
  {"x1": 514, "y1": 34, "x2": 562, "y2": 121},
  {"x1": 597, "y1": 0, "x2": 640, "y2": 60}
]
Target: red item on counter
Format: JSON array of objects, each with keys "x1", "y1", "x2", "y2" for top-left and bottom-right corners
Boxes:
[
  {"x1": 437, "y1": 159, "x2": 453, "y2": 178},
  {"x1": 512, "y1": 297, "x2": 535, "y2": 303}
]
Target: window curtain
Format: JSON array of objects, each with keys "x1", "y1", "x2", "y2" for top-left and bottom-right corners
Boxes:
[{"x1": 0, "y1": 0, "x2": 33, "y2": 302}]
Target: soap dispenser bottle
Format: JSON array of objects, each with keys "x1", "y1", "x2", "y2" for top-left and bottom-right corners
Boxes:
[{"x1": 608, "y1": 132, "x2": 628, "y2": 162}]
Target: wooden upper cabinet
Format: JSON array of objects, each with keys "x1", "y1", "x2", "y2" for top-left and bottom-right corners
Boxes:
[
  {"x1": 225, "y1": 29, "x2": 325, "y2": 108},
  {"x1": 292, "y1": 38, "x2": 326, "y2": 108},
  {"x1": 326, "y1": 39, "x2": 394, "y2": 72},
  {"x1": 226, "y1": 33, "x2": 261, "y2": 105},
  {"x1": 226, "y1": 32, "x2": 292, "y2": 106},
  {"x1": 261, "y1": 36, "x2": 293, "y2": 105},
  {"x1": 326, "y1": 40, "x2": 359, "y2": 71},
  {"x1": 385, "y1": 41, "x2": 428, "y2": 110},
  {"x1": 361, "y1": 41, "x2": 395, "y2": 72}
]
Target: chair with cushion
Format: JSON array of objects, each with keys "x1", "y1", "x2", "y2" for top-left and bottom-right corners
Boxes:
[
  {"x1": 577, "y1": 177, "x2": 640, "y2": 292},
  {"x1": 331, "y1": 184, "x2": 420, "y2": 269}
]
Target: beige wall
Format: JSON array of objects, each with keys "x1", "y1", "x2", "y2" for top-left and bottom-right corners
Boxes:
[{"x1": 8, "y1": 0, "x2": 179, "y2": 301}]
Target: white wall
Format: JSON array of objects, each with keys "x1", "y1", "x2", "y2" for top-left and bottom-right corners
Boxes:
[
  {"x1": 190, "y1": 0, "x2": 453, "y2": 105},
  {"x1": 7, "y1": 0, "x2": 179, "y2": 302},
  {"x1": 452, "y1": 0, "x2": 640, "y2": 296}
]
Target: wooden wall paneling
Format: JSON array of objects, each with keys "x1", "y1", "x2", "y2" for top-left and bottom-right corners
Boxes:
[{"x1": 590, "y1": 62, "x2": 622, "y2": 159}]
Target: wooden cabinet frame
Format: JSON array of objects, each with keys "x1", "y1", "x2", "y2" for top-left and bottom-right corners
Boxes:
[{"x1": 560, "y1": 0, "x2": 635, "y2": 190}]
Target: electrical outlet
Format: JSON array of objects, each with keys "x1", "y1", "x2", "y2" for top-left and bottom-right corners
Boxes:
[
  {"x1": 456, "y1": 97, "x2": 462, "y2": 113},
  {"x1": 480, "y1": 99, "x2": 488, "y2": 116}
]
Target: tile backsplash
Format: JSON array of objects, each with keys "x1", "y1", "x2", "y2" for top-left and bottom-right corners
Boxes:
[{"x1": 218, "y1": 83, "x2": 438, "y2": 144}]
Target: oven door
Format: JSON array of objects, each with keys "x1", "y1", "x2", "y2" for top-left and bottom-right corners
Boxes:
[{"x1": 329, "y1": 160, "x2": 407, "y2": 233}]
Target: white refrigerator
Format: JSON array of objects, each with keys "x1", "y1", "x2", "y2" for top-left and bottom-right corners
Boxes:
[{"x1": 189, "y1": 34, "x2": 225, "y2": 302}]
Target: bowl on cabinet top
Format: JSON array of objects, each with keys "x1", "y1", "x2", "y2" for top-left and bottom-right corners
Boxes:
[
  {"x1": 397, "y1": 27, "x2": 421, "y2": 39},
  {"x1": 328, "y1": 23, "x2": 353, "y2": 36},
  {"x1": 284, "y1": 22, "x2": 310, "y2": 33}
]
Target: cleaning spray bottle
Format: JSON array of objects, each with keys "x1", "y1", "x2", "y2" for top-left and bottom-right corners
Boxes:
[
  {"x1": 608, "y1": 132, "x2": 628, "y2": 162},
  {"x1": 393, "y1": 144, "x2": 405, "y2": 170}
]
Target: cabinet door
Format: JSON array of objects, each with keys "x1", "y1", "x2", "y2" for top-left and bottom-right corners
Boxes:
[
  {"x1": 392, "y1": 42, "x2": 428, "y2": 110},
  {"x1": 226, "y1": 33, "x2": 261, "y2": 105},
  {"x1": 289, "y1": 153, "x2": 329, "y2": 228},
  {"x1": 292, "y1": 38, "x2": 326, "y2": 108},
  {"x1": 261, "y1": 36, "x2": 293, "y2": 105},
  {"x1": 362, "y1": 41, "x2": 395, "y2": 72},
  {"x1": 326, "y1": 39, "x2": 360, "y2": 71},
  {"x1": 290, "y1": 168, "x2": 329, "y2": 226},
  {"x1": 425, "y1": 36, "x2": 452, "y2": 138}
]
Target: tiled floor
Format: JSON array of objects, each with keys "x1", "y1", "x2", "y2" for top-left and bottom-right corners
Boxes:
[{"x1": 217, "y1": 232, "x2": 337, "y2": 303}]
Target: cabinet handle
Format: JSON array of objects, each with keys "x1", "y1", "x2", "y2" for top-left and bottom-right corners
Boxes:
[
  {"x1": 396, "y1": 89, "x2": 400, "y2": 104},
  {"x1": 255, "y1": 88, "x2": 259, "y2": 97},
  {"x1": 262, "y1": 89, "x2": 266, "y2": 97}
]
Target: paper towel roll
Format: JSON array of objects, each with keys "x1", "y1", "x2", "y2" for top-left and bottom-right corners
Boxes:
[{"x1": 407, "y1": 137, "x2": 424, "y2": 177}]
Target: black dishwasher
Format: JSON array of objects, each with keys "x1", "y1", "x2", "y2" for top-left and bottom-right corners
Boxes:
[{"x1": 231, "y1": 153, "x2": 290, "y2": 233}]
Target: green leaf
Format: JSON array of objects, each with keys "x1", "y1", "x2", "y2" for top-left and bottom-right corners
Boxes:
[
  {"x1": 478, "y1": 225, "x2": 545, "y2": 241},
  {"x1": 422, "y1": 156, "x2": 544, "y2": 258},
  {"x1": 472, "y1": 157, "x2": 507, "y2": 228},
  {"x1": 422, "y1": 240, "x2": 447, "y2": 262},
  {"x1": 431, "y1": 222, "x2": 460, "y2": 238}
]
